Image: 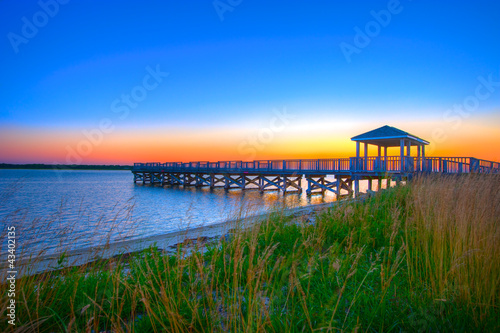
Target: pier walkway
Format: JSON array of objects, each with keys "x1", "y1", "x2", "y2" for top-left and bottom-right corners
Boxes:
[{"x1": 132, "y1": 126, "x2": 499, "y2": 197}]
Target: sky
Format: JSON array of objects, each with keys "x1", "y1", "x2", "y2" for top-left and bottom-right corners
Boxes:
[{"x1": 0, "y1": 0, "x2": 499, "y2": 164}]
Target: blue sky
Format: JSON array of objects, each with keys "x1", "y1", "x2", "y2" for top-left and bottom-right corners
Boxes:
[{"x1": 1, "y1": 0, "x2": 499, "y2": 163}]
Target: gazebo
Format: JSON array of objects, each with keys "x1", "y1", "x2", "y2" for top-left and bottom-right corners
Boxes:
[
  {"x1": 348, "y1": 125, "x2": 430, "y2": 194},
  {"x1": 350, "y1": 125, "x2": 429, "y2": 172}
]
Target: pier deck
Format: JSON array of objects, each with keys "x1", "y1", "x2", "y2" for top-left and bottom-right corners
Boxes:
[
  {"x1": 132, "y1": 156, "x2": 499, "y2": 197},
  {"x1": 132, "y1": 126, "x2": 499, "y2": 198}
]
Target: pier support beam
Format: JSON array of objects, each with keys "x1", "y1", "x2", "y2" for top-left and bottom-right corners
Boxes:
[
  {"x1": 143, "y1": 173, "x2": 151, "y2": 185},
  {"x1": 195, "y1": 174, "x2": 211, "y2": 187},
  {"x1": 151, "y1": 173, "x2": 162, "y2": 185},
  {"x1": 244, "y1": 175, "x2": 260, "y2": 189},
  {"x1": 133, "y1": 172, "x2": 144, "y2": 184},
  {"x1": 304, "y1": 175, "x2": 354, "y2": 198},
  {"x1": 210, "y1": 174, "x2": 226, "y2": 188},
  {"x1": 338, "y1": 176, "x2": 353, "y2": 198},
  {"x1": 282, "y1": 175, "x2": 302, "y2": 193},
  {"x1": 259, "y1": 175, "x2": 283, "y2": 192},
  {"x1": 169, "y1": 173, "x2": 183, "y2": 186},
  {"x1": 216, "y1": 174, "x2": 304, "y2": 192},
  {"x1": 223, "y1": 174, "x2": 246, "y2": 190},
  {"x1": 354, "y1": 177, "x2": 360, "y2": 197}
]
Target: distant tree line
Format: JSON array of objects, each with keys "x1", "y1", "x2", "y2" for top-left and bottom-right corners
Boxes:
[{"x1": 0, "y1": 164, "x2": 132, "y2": 170}]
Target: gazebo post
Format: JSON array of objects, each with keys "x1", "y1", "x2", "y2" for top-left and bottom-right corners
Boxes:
[
  {"x1": 406, "y1": 141, "x2": 411, "y2": 172},
  {"x1": 378, "y1": 145, "x2": 383, "y2": 189},
  {"x1": 377, "y1": 146, "x2": 381, "y2": 170},
  {"x1": 356, "y1": 142, "x2": 360, "y2": 171},
  {"x1": 400, "y1": 139, "x2": 405, "y2": 172},
  {"x1": 364, "y1": 143, "x2": 368, "y2": 171},
  {"x1": 384, "y1": 146, "x2": 388, "y2": 172},
  {"x1": 422, "y1": 145, "x2": 426, "y2": 171},
  {"x1": 355, "y1": 142, "x2": 360, "y2": 196},
  {"x1": 417, "y1": 145, "x2": 421, "y2": 171}
]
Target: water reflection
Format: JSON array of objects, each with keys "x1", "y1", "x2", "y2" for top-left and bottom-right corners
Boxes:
[{"x1": 0, "y1": 170, "x2": 383, "y2": 257}]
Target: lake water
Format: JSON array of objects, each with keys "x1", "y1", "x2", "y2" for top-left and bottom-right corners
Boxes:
[{"x1": 0, "y1": 169, "x2": 344, "y2": 257}]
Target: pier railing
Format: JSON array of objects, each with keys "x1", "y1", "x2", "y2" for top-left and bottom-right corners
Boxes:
[{"x1": 133, "y1": 156, "x2": 500, "y2": 175}]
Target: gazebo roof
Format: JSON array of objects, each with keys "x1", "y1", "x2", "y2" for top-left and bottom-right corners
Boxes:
[{"x1": 351, "y1": 125, "x2": 429, "y2": 147}]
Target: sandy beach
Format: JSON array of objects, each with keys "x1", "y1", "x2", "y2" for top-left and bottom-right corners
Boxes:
[{"x1": 8, "y1": 201, "x2": 336, "y2": 277}]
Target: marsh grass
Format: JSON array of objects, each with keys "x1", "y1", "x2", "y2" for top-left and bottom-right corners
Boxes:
[
  {"x1": 404, "y1": 174, "x2": 500, "y2": 326},
  {"x1": 1, "y1": 174, "x2": 499, "y2": 332}
]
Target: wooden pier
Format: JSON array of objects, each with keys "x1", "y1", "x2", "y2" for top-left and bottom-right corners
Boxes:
[{"x1": 132, "y1": 126, "x2": 500, "y2": 198}]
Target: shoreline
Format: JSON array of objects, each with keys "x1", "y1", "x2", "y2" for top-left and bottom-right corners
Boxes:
[{"x1": 7, "y1": 201, "x2": 340, "y2": 277}]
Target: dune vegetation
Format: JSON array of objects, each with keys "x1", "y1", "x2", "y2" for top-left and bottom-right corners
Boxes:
[{"x1": 1, "y1": 173, "x2": 499, "y2": 332}]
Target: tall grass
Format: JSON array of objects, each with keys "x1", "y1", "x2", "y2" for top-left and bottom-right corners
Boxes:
[
  {"x1": 1, "y1": 174, "x2": 498, "y2": 332},
  {"x1": 405, "y1": 174, "x2": 500, "y2": 323}
]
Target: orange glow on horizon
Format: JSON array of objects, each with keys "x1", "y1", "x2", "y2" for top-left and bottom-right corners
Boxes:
[{"x1": 1, "y1": 117, "x2": 499, "y2": 165}]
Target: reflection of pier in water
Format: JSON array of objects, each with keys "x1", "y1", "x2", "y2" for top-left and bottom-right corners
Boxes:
[{"x1": 132, "y1": 125, "x2": 500, "y2": 198}]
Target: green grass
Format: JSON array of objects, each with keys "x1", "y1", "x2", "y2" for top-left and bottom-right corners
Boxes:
[{"x1": 1, "y1": 174, "x2": 499, "y2": 332}]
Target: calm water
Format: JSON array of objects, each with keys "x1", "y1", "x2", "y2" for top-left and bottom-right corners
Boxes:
[{"x1": 0, "y1": 169, "x2": 342, "y2": 257}]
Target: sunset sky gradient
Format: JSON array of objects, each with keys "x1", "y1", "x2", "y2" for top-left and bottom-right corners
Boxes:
[{"x1": 1, "y1": 0, "x2": 499, "y2": 164}]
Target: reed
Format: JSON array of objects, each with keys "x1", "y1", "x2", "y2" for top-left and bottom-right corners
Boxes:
[
  {"x1": 405, "y1": 174, "x2": 500, "y2": 325},
  {"x1": 0, "y1": 173, "x2": 498, "y2": 332}
]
